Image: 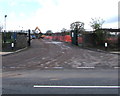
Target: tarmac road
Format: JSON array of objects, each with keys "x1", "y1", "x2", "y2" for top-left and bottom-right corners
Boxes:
[{"x1": 2, "y1": 69, "x2": 119, "y2": 94}]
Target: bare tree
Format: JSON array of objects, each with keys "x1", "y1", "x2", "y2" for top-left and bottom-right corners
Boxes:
[
  {"x1": 90, "y1": 18, "x2": 105, "y2": 45},
  {"x1": 70, "y1": 21, "x2": 84, "y2": 32},
  {"x1": 90, "y1": 17, "x2": 105, "y2": 31},
  {"x1": 61, "y1": 28, "x2": 67, "y2": 32}
]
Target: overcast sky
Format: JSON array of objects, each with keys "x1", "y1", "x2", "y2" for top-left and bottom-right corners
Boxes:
[{"x1": 0, "y1": 0, "x2": 119, "y2": 32}]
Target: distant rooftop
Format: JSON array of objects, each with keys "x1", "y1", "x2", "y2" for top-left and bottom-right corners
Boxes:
[{"x1": 96, "y1": 28, "x2": 120, "y2": 32}]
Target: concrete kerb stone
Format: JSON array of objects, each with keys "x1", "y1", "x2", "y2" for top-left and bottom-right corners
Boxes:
[
  {"x1": 78, "y1": 46, "x2": 120, "y2": 55},
  {"x1": 1, "y1": 47, "x2": 28, "y2": 56},
  {"x1": 109, "y1": 51, "x2": 120, "y2": 55}
]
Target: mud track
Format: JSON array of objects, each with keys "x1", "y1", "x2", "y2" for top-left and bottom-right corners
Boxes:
[{"x1": 2, "y1": 39, "x2": 118, "y2": 71}]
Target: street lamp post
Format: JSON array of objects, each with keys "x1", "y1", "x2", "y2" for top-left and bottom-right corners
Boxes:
[
  {"x1": 4, "y1": 15, "x2": 7, "y2": 31},
  {"x1": 4, "y1": 15, "x2": 7, "y2": 43}
]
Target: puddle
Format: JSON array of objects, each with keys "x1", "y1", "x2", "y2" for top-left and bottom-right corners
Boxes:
[
  {"x1": 53, "y1": 67, "x2": 63, "y2": 69},
  {"x1": 42, "y1": 57, "x2": 46, "y2": 60},
  {"x1": 46, "y1": 42, "x2": 62, "y2": 44},
  {"x1": 9, "y1": 67, "x2": 24, "y2": 69}
]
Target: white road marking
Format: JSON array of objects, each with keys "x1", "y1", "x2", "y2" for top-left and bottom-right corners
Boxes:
[
  {"x1": 34, "y1": 85, "x2": 120, "y2": 88},
  {"x1": 77, "y1": 67, "x2": 95, "y2": 69},
  {"x1": 114, "y1": 67, "x2": 120, "y2": 69}
]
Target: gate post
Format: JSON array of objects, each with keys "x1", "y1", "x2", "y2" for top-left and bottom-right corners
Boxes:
[
  {"x1": 28, "y1": 29, "x2": 31, "y2": 46},
  {"x1": 70, "y1": 21, "x2": 84, "y2": 46},
  {"x1": 70, "y1": 28, "x2": 78, "y2": 45}
]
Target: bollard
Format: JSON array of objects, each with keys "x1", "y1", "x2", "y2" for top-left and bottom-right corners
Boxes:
[
  {"x1": 105, "y1": 42, "x2": 108, "y2": 51},
  {"x1": 11, "y1": 42, "x2": 14, "y2": 50}
]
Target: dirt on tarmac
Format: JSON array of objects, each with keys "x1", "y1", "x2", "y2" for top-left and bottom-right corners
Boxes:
[{"x1": 2, "y1": 39, "x2": 118, "y2": 71}]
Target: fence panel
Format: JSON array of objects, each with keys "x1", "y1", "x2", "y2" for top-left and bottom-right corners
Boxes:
[{"x1": 2, "y1": 31, "x2": 28, "y2": 52}]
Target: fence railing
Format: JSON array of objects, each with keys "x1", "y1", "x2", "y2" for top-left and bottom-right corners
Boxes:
[
  {"x1": 44, "y1": 32, "x2": 120, "y2": 51},
  {"x1": 1, "y1": 31, "x2": 29, "y2": 52}
]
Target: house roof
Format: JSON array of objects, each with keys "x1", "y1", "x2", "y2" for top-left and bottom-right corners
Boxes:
[{"x1": 96, "y1": 28, "x2": 120, "y2": 32}]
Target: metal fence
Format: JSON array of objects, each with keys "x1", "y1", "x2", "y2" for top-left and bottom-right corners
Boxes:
[
  {"x1": 1, "y1": 31, "x2": 28, "y2": 52},
  {"x1": 44, "y1": 30, "x2": 120, "y2": 51},
  {"x1": 81, "y1": 32, "x2": 119, "y2": 51}
]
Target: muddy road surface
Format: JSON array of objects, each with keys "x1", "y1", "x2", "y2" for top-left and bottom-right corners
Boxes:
[{"x1": 2, "y1": 39, "x2": 118, "y2": 71}]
